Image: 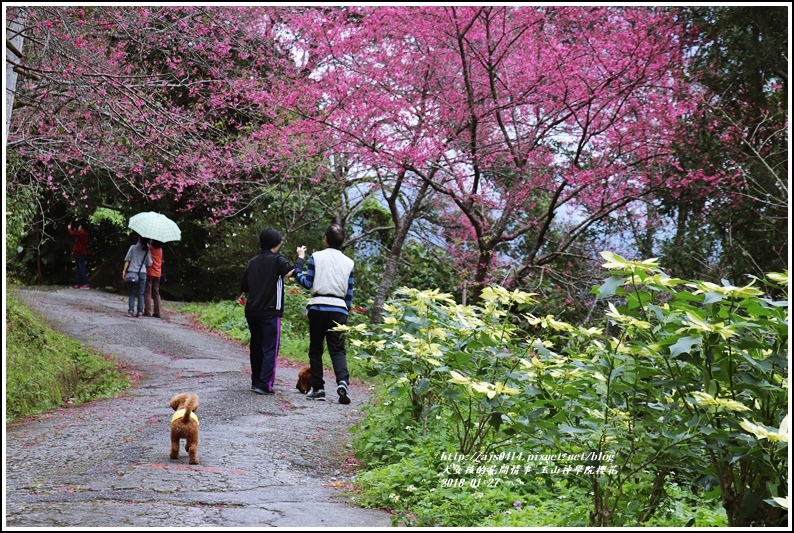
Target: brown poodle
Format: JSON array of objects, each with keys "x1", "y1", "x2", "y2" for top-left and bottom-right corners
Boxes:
[
  {"x1": 169, "y1": 393, "x2": 200, "y2": 465},
  {"x1": 295, "y1": 365, "x2": 312, "y2": 394}
]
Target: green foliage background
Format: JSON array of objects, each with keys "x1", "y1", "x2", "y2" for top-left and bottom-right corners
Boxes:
[{"x1": 340, "y1": 256, "x2": 788, "y2": 527}]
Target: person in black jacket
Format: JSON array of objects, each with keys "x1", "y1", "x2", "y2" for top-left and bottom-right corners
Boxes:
[{"x1": 240, "y1": 227, "x2": 300, "y2": 395}]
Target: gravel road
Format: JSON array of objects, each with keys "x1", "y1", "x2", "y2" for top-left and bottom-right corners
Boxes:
[{"x1": 5, "y1": 286, "x2": 392, "y2": 528}]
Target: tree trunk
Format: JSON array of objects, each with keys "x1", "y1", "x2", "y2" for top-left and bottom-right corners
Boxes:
[
  {"x1": 369, "y1": 179, "x2": 432, "y2": 323},
  {"x1": 370, "y1": 240, "x2": 408, "y2": 323},
  {"x1": 469, "y1": 244, "x2": 496, "y2": 304}
]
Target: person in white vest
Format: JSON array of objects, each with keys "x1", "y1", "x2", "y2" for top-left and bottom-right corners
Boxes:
[{"x1": 293, "y1": 224, "x2": 355, "y2": 404}]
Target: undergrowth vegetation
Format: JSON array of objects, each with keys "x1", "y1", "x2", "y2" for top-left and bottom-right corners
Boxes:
[
  {"x1": 5, "y1": 287, "x2": 131, "y2": 422},
  {"x1": 338, "y1": 253, "x2": 788, "y2": 527}
]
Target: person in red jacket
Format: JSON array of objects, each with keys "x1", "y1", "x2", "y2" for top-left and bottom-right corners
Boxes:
[
  {"x1": 144, "y1": 240, "x2": 164, "y2": 318},
  {"x1": 67, "y1": 221, "x2": 90, "y2": 289}
]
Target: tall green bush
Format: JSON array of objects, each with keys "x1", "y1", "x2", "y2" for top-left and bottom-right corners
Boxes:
[
  {"x1": 586, "y1": 252, "x2": 788, "y2": 526},
  {"x1": 341, "y1": 252, "x2": 788, "y2": 526}
]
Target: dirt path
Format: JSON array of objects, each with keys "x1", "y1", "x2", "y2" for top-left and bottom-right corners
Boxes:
[{"x1": 5, "y1": 286, "x2": 392, "y2": 528}]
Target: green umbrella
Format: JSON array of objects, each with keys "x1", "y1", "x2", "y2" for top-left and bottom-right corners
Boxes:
[{"x1": 128, "y1": 212, "x2": 181, "y2": 243}]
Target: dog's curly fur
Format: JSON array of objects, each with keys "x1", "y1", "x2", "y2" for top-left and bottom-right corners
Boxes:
[
  {"x1": 169, "y1": 393, "x2": 200, "y2": 465},
  {"x1": 295, "y1": 365, "x2": 311, "y2": 394}
]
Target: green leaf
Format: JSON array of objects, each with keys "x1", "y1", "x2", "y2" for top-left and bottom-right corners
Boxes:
[
  {"x1": 647, "y1": 303, "x2": 667, "y2": 322},
  {"x1": 703, "y1": 291, "x2": 723, "y2": 304},
  {"x1": 761, "y1": 298, "x2": 789, "y2": 308},
  {"x1": 488, "y1": 411, "x2": 503, "y2": 430},
  {"x1": 738, "y1": 351, "x2": 773, "y2": 372},
  {"x1": 596, "y1": 276, "x2": 626, "y2": 298},
  {"x1": 669, "y1": 336, "x2": 702, "y2": 358},
  {"x1": 414, "y1": 378, "x2": 430, "y2": 395},
  {"x1": 674, "y1": 291, "x2": 702, "y2": 302},
  {"x1": 559, "y1": 425, "x2": 591, "y2": 434},
  {"x1": 627, "y1": 291, "x2": 652, "y2": 310}
]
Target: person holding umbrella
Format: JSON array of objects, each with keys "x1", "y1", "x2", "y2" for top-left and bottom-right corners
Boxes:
[
  {"x1": 126, "y1": 211, "x2": 181, "y2": 318},
  {"x1": 144, "y1": 240, "x2": 164, "y2": 318},
  {"x1": 122, "y1": 235, "x2": 152, "y2": 318}
]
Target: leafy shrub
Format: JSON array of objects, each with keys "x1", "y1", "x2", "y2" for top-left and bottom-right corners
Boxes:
[
  {"x1": 342, "y1": 252, "x2": 789, "y2": 526},
  {"x1": 340, "y1": 286, "x2": 533, "y2": 455}
]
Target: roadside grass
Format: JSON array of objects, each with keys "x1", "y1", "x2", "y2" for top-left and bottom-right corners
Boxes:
[{"x1": 5, "y1": 286, "x2": 131, "y2": 422}]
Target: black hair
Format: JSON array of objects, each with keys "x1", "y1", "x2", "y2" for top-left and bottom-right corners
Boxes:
[
  {"x1": 325, "y1": 224, "x2": 345, "y2": 249},
  {"x1": 259, "y1": 227, "x2": 282, "y2": 250},
  {"x1": 151, "y1": 240, "x2": 163, "y2": 249},
  {"x1": 137, "y1": 235, "x2": 150, "y2": 249}
]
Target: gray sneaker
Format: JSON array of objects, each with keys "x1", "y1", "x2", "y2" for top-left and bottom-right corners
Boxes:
[
  {"x1": 306, "y1": 389, "x2": 326, "y2": 401},
  {"x1": 336, "y1": 381, "x2": 351, "y2": 404}
]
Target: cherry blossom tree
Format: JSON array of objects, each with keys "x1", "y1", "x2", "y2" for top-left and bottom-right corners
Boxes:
[
  {"x1": 5, "y1": 5, "x2": 355, "y2": 288},
  {"x1": 6, "y1": 5, "x2": 330, "y2": 219},
  {"x1": 10, "y1": 6, "x2": 758, "y2": 314},
  {"x1": 279, "y1": 6, "x2": 707, "y2": 303}
]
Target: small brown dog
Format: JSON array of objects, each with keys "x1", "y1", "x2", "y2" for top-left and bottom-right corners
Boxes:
[
  {"x1": 295, "y1": 365, "x2": 311, "y2": 394},
  {"x1": 169, "y1": 393, "x2": 200, "y2": 465}
]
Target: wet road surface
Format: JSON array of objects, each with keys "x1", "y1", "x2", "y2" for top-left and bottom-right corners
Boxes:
[{"x1": 5, "y1": 287, "x2": 392, "y2": 528}]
